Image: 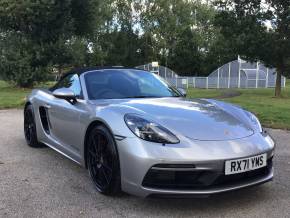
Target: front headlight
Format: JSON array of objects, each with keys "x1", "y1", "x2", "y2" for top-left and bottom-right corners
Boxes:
[
  {"x1": 124, "y1": 114, "x2": 180, "y2": 144},
  {"x1": 245, "y1": 111, "x2": 263, "y2": 133}
]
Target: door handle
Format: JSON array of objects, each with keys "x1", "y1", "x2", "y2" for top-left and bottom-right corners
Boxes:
[{"x1": 44, "y1": 104, "x2": 51, "y2": 109}]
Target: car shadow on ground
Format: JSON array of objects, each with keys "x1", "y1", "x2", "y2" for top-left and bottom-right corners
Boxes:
[{"x1": 96, "y1": 185, "x2": 272, "y2": 217}]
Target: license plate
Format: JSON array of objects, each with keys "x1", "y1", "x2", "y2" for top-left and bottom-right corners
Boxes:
[{"x1": 225, "y1": 153, "x2": 267, "y2": 175}]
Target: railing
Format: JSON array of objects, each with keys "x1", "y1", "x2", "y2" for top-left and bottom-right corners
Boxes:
[{"x1": 164, "y1": 76, "x2": 286, "y2": 89}]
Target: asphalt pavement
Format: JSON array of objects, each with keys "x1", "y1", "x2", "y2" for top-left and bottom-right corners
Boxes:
[{"x1": 0, "y1": 109, "x2": 289, "y2": 218}]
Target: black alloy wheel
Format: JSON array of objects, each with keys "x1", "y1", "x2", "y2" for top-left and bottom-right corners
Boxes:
[
  {"x1": 24, "y1": 105, "x2": 42, "y2": 147},
  {"x1": 87, "y1": 125, "x2": 121, "y2": 195}
]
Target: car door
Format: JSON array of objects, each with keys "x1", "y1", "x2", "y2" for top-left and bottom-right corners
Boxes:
[{"x1": 48, "y1": 74, "x2": 86, "y2": 160}]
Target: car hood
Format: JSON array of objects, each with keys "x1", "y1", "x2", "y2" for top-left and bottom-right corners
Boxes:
[{"x1": 91, "y1": 97, "x2": 254, "y2": 141}]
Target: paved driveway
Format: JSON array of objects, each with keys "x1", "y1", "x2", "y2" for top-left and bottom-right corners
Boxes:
[{"x1": 0, "y1": 110, "x2": 289, "y2": 218}]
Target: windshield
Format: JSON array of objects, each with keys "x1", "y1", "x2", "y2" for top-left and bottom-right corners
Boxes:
[{"x1": 84, "y1": 69, "x2": 181, "y2": 99}]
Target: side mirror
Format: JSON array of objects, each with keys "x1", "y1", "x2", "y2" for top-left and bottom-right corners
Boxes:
[
  {"x1": 177, "y1": 88, "x2": 187, "y2": 97},
  {"x1": 52, "y1": 88, "x2": 76, "y2": 103}
]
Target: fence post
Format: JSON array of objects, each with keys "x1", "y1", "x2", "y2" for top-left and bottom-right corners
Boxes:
[
  {"x1": 206, "y1": 77, "x2": 209, "y2": 89},
  {"x1": 193, "y1": 77, "x2": 196, "y2": 88},
  {"x1": 266, "y1": 68, "x2": 268, "y2": 88},
  {"x1": 187, "y1": 78, "x2": 189, "y2": 89},
  {"x1": 228, "y1": 62, "x2": 231, "y2": 88},
  {"x1": 256, "y1": 61, "x2": 259, "y2": 88},
  {"x1": 217, "y1": 68, "x2": 220, "y2": 89},
  {"x1": 238, "y1": 59, "x2": 241, "y2": 88},
  {"x1": 165, "y1": 67, "x2": 167, "y2": 79},
  {"x1": 176, "y1": 75, "x2": 178, "y2": 88}
]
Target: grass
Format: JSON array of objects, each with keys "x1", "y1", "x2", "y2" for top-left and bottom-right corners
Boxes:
[
  {"x1": 0, "y1": 81, "x2": 55, "y2": 109},
  {"x1": 0, "y1": 80, "x2": 289, "y2": 129},
  {"x1": 187, "y1": 82, "x2": 290, "y2": 130},
  {"x1": 0, "y1": 81, "x2": 31, "y2": 109}
]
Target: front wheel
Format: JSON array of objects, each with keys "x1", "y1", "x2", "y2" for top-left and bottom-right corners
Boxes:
[
  {"x1": 24, "y1": 105, "x2": 42, "y2": 148},
  {"x1": 87, "y1": 125, "x2": 121, "y2": 195}
]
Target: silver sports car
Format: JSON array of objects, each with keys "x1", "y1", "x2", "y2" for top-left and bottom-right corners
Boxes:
[{"x1": 24, "y1": 67, "x2": 275, "y2": 197}]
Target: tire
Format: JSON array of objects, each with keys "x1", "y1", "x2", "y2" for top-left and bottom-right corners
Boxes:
[
  {"x1": 24, "y1": 104, "x2": 42, "y2": 148},
  {"x1": 87, "y1": 125, "x2": 121, "y2": 196}
]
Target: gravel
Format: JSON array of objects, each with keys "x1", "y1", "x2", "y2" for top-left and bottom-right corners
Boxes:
[{"x1": 0, "y1": 109, "x2": 289, "y2": 218}]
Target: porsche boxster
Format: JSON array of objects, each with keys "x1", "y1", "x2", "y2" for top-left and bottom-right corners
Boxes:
[{"x1": 24, "y1": 67, "x2": 275, "y2": 197}]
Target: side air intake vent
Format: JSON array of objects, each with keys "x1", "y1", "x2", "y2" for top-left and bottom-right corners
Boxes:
[{"x1": 39, "y1": 107, "x2": 50, "y2": 134}]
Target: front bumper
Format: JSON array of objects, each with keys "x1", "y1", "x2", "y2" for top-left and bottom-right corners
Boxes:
[
  {"x1": 141, "y1": 160, "x2": 273, "y2": 197},
  {"x1": 117, "y1": 133, "x2": 275, "y2": 197}
]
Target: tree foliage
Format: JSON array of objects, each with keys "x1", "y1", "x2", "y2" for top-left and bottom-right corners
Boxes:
[
  {"x1": 2, "y1": 0, "x2": 284, "y2": 91},
  {"x1": 136, "y1": 0, "x2": 226, "y2": 76},
  {"x1": 215, "y1": 0, "x2": 290, "y2": 96},
  {"x1": 0, "y1": 32, "x2": 50, "y2": 87},
  {"x1": 0, "y1": 0, "x2": 99, "y2": 87}
]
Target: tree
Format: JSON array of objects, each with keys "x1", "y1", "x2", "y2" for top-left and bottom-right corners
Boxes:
[
  {"x1": 136, "y1": 0, "x2": 222, "y2": 76},
  {"x1": 0, "y1": 32, "x2": 50, "y2": 87},
  {"x1": 0, "y1": 0, "x2": 99, "y2": 87},
  {"x1": 99, "y1": 29, "x2": 143, "y2": 66},
  {"x1": 215, "y1": 0, "x2": 290, "y2": 97}
]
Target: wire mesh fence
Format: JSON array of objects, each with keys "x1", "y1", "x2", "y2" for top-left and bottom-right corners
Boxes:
[{"x1": 136, "y1": 58, "x2": 286, "y2": 89}]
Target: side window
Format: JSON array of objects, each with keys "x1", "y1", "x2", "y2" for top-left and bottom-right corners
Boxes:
[
  {"x1": 52, "y1": 74, "x2": 73, "y2": 90},
  {"x1": 69, "y1": 74, "x2": 82, "y2": 97},
  {"x1": 51, "y1": 74, "x2": 82, "y2": 98}
]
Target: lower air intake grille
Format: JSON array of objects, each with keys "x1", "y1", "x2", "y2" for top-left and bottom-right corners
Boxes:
[{"x1": 142, "y1": 158, "x2": 272, "y2": 190}]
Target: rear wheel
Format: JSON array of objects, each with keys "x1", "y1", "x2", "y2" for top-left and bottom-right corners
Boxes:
[
  {"x1": 24, "y1": 105, "x2": 42, "y2": 148},
  {"x1": 87, "y1": 125, "x2": 121, "y2": 195}
]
